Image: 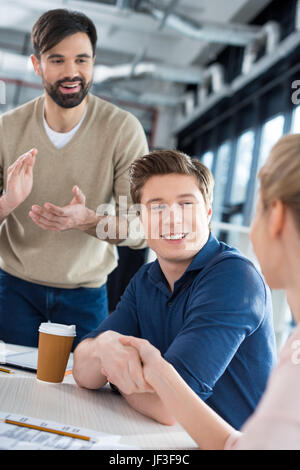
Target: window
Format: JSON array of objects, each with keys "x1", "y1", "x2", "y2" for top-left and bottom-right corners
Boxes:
[
  {"x1": 212, "y1": 141, "x2": 231, "y2": 223},
  {"x1": 250, "y1": 114, "x2": 285, "y2": 223},
  {"x1": 230, "y1": 130, "x2": 255, "y2": 206},
  {"x1": 257, "y1": 115, "x2": 285, "y2": 170},
  {"x1": 201, "y1": 151, "x2": 214, "y2": 171}
]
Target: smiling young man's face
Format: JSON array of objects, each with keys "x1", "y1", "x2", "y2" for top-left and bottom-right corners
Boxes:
[
  {"x1": 140, "y1": 173, "x2": 212, "y2": 264},
  {"x1": 31, "y1": 32, "x2": 94, "y2": 108}
]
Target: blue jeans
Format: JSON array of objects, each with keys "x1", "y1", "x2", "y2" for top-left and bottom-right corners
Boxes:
[{"x1": 0, "y1": 269, "x2": 108, "y2": 350}]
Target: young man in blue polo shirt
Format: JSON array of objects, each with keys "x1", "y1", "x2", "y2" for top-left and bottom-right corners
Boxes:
[{"x1": 73, "y1": 150, "x2": 276, "y2": 429}]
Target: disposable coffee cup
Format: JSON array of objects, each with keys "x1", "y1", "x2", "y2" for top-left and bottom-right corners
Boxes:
[{"x1": 37, "y1": 322, "x2": 76, "y2": 384}]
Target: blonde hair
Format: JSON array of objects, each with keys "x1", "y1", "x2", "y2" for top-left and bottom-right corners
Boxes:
[{"x1": 259, "y1": 134, "x2": 300, "y2": 232}]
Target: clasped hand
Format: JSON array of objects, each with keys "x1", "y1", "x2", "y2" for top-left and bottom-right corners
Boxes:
[{"x1": 97, "y1": 331, "x2": 159, "y2": 396}]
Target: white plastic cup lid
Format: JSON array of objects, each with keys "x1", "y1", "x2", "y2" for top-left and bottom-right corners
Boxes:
[{"x1": 39, "y1": 322, "x2": 76, "y2": 337}]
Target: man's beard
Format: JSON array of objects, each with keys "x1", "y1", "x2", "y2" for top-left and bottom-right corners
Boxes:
[{"x1": 43, "y1": 75, "x2": 92, "y2": 108}]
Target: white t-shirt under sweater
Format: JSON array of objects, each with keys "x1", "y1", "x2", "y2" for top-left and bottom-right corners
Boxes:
[
  {"x1": 225, "y1": 324, "x2": 300, "y2": 450},
  {"x1": 43, "y1": 106, "x2": 88, "y2": 149}
]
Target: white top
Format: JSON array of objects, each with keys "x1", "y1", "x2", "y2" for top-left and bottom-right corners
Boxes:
[
  {"x1": 43, "y1": 106, "x2": 88, "y2": 149},
  {"x1": 225, "y1": 324, "x2": 300, "y2": 450}
]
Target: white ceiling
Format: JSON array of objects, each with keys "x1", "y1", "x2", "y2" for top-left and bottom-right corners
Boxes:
[
  {"x1": 0, "y1": 0, "x2": 273, "y2": 133},
  {"x1": 0, "y1": 0, "x2": 272, "y2": 67}
]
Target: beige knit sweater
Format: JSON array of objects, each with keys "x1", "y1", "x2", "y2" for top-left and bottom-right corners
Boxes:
[{"x1": 0, "y1": 94, "x2": 148, "y2": 288}]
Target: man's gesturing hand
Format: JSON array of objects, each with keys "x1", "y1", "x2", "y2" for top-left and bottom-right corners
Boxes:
[
  {"x1": 3, "y1": 148, "x2": 37, "y2": 212},
  {"x1": 29, "y1": 185, "x2": 92, "y2": 232},
  {"x1": 97, "y1": 331, "x2": 154, "y2": 396}
]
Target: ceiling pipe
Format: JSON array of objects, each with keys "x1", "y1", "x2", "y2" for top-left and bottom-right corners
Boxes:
[
  {"x1": 264, "y1": 21, "x2": 281, "y2": 54},
  {"x1": 140, "y1": 0, "x2": 264, "y2": 47},
  {"x1": 0, "y1": 50, "x2": 37, "y2": 83},
  {"x1": 115, "y1": 0, "x2": 130, "y2": 9},
  {"x1": 137, "y1": 1, "x2": 281, "y2": 82},
  {"x1": 0, "y1": 55, "x2": 188, "y2": 109},
  {"x1": 0, "y1": 1, "x2": 280, "y2": 114},
  {"x1": 140, "y1": 1, "x2": 281, "y2": 77},
  {"x1": 175, "y1": 29, "x2": 300, "y2": 132},
  {"x1": 242, "y1": 21, "x2": 281, "y2": 75},
  {"x1": 181, "y1": 64, "x2": 227, "y2": 117},
  {"x1": 94, "y1": 61, "x2": 225, "y2": 87},
  {"x1": 105, "y1": 87, "x2": 185, "y2": 107},
  {"x1": 204, "y1": 64, "x2": 225, "y2": 94},
  {"x1": 194, "y1": 63, "x2": 226, "y2": 110},
  {"x1": 0, "y1": 48, "x2": 226, "y2": 107},
  {"x1": 296, "y1": 0, "x2": 300, "y2": 31}
]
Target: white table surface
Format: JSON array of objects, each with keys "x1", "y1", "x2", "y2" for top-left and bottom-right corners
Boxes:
[{"x1": 0, "y1": 344, "x2": 198, "y2": 450}]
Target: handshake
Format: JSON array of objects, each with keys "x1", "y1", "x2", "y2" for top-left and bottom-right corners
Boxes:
[
  {"x1": 74, "y1": 330, "x2": 163, "y2": 396},
  {"x1": 73, "y1": 331, "x2": 177, "y2": 426},
  {"x1": 0, "y1": 148, "x2": 91, "y2": 231}
]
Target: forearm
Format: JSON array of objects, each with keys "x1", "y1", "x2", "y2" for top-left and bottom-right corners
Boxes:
[
  {"x1": 0, "y1": 194, "x2": 14, "y2": 223},
  {"x1": 148, "y1": 359, "x2": 235, "y2": 450},
  {"x1": 122, "y1": 391, "x2": 176, "y2": 426},
  {"x1": 79, "y1": 207, "x2": 128, "y2": 244},
  {"x1": 73, "y1": 337, "x2": 108, "y2": 390}
]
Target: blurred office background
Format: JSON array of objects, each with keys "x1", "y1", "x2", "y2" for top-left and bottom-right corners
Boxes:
[{"x1": 0, "y1": 0, "x2": 299, "y2": 348}]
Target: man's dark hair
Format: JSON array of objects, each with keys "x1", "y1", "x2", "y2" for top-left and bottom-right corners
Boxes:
[{"x1": 31, "y1": 9, "x2": 98, "y2": 59}]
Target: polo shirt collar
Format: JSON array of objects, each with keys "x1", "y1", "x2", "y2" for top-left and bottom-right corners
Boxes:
[
  {"x1": 148, "y1": 233, "x2": 221, "y2": 288},
  {"x1": 185, "y1": 233, "x2": 220, "y2": 272}
]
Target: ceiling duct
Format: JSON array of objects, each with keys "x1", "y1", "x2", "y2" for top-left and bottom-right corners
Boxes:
[
  {"x1": 94, "y1": 62, "x2": 204, "y2": 84},
  {"x1": 242, "y1": 21, "x2": 281, "y2": 75},
  {"x1": 100, "y1": 84, "x2": 186, "y2": 107},
  {"x1": 94, "y1": 61, "x2": 224, "y2": 92},
  {"x1": 0, "y1": 49, "x2": 225, "y2": 107},
  {"x1": 140, "y1": 0, "x2": 265, "y2": 47},
  {"x1": 0, "y1": 49, "x2": 207, "y2": 87},
  {"x1": 176, "y1": 28, "x2": 300, "y2": 132},
  {"x1": 94, "y1": 60, "x2": 225, "y2": 109},
  {"x1": 0, "y1": 0, "x2": 281, "y2": 113},
  {"x1": 0, "y1": 50, "x2": 36, "y2": 82},
  {"x1": 139, "y1": 1, "x2": 281, "y2": 74},
  {"x1": 115, "y1": 0, "x2": 130, "y2": 8}
]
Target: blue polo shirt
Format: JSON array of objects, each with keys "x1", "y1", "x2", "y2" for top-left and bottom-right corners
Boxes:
[{"x1": 84, "y1": 234, "x2": 277, "y2": 429}]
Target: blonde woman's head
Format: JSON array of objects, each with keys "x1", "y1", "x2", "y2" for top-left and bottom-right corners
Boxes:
[
  {"x1": 259, "y1": 134, "x2": 300, "y2": 233},
  {"x1": 251, "y1": 134, "x2": 300, "y2": 291}
]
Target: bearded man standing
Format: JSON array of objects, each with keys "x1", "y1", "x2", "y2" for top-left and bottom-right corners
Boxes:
[{"x1": 0, "y1": 9, "x2": 148, "y2": 348}]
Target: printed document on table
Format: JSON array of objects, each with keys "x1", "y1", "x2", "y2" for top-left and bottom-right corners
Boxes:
[{"x1": 0, "y1": 412, "x2": 138, "y2": 450}]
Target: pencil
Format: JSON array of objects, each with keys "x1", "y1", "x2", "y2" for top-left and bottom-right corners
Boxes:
[
  {"x1": 4, "y1": 419, "x2": 91, "y2": 441},
  {"x1": 0, "y1": 367, "x2": 14, "y2": 374}
]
